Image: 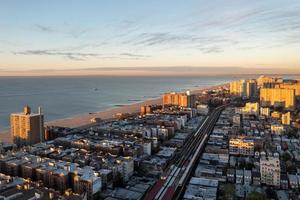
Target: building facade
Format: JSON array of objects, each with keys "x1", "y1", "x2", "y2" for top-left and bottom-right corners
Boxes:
[
  {"x1": 229, "y1": 137, "x2": 254, "y2": 156},
  {"x1": 163, "y1": 91, "x2": 196, "y2": 108},
  {"x1": 230, "y1": 79, "x2": 258, "y2": 98},
  {"x1": 260, "y1": 156, "x2": 280, "y2": 187},
  {"x1": 260, "y1": 88, "x2": 295, "y2": 109},
  {"x1": 10, "y1": 105, "x2": 44, "y2": 147}
]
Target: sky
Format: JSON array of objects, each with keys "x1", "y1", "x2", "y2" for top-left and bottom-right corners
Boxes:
[{"x1": 1, "y1": 0, "x2": 300, "y2": 71}]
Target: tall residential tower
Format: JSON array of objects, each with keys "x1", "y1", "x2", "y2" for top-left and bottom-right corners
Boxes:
[{"x1": 10, "y1": 105, "x2": 44, "y2": 147}]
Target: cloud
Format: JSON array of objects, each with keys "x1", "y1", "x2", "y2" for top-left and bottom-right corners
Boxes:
[
  {"x1": 34, "y1": 24, "x2": 56, "y2": 33},
  {"x1": 119, "y1": 53, "x2": 150, "y2": 58},
  {"x1": 14, "y1": 50, "x2": 101, "y2": 61},
  {"x1": 13, "y1": 50, "x2": 150, "y2": 61},
  {"x1": 33, "y1": 24, "x2": 89, "y2": 38},
  {"x1": 123, "y1": 32, "x2": 238, "y2": 54},
  {"x1": 197, "y1": 46, "x2": 224, "y2": 54}
]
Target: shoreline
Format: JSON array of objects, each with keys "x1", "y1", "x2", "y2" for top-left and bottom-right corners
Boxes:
[{"x1": 0, "y1": 83, "x2": 227, "y2": 144}]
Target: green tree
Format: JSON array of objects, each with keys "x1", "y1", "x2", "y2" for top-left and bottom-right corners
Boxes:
[
  {"x1": 223, "y1": 184, "x2": 235, "y2": 200},
  {"x1": 246, "y1": 192, "x2": 267, "y2": 200}
]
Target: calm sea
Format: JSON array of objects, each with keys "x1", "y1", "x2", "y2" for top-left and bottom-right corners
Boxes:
[{"x1": 0, "y1": 75, "x2": 259, "y2": 131}]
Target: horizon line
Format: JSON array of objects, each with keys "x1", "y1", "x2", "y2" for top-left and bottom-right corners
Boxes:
[{"x1": 0, "y1": 66, "x2": 300, "y2": 77}]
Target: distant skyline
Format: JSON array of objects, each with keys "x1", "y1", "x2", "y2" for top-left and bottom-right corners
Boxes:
[{"x1": 1, "y1": 0, "x2": 300, "y2": 71}]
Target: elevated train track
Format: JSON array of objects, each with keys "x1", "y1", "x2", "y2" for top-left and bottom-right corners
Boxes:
[{"x1": 144, "y1": 105, "x2": 225, "y2": 200}]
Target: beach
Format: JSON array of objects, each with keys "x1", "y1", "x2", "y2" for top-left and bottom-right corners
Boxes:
[{"x1": 0, "y1": 84, "x2": 226, "y2": 144}]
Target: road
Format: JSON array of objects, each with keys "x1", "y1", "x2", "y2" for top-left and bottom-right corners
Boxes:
[{"x1": 144, "y1": 105, "x2": 225, "y2": 200}]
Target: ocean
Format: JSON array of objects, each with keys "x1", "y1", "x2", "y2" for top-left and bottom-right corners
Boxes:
[{"x1": 0, "y1": 75, "x2": 256, "y2": 131}]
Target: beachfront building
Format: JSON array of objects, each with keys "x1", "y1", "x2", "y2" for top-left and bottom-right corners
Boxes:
[
  {"x1": 260, "y1": 88, "x2": 295, "y2": 109},
  {"x1": 10, "y1": 105, "x2": 44, "y2": 147},
  {"x1": 275, "y1": 82, "x2": 300, "y2": 97},
  {"x1": 257, "y1": 75, "x2": 281, "y2": 88},
  {"x1": 229, "y1": 79, "x2": 258, "y2": 98},
  {"x1": 163, "y1": 91, "x2": 196, "y2": 108}
]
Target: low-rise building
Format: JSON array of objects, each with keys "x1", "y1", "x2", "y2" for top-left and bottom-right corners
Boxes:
[
  {"x1": 227, "y1": 168, "x2": 235, "y2": 183},
  {"x1": 236, "y1": 169, "x2": 244, "y2": 184},
  {"x1": 229, "y1": 137, "x2": 254, "y2": 156},
  {"x1": 244, "y1": 170, "x2": 252, "y2": 185}
]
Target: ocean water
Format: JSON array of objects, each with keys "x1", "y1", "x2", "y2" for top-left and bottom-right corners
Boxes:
[{"x1": 0, "y1": 75, "x2": 253, "y2": 131}]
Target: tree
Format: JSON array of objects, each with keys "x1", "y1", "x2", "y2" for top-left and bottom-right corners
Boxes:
[
  {"x1": 285, "y1": 127, "x2": 298, "y2": 139},
  {"x1": 265, "y1": 187, "x2": 276, "y2": 200},
  {"x1": 246, "y1": 192, "x2": 267, "y2": 200},
  {"x1": 281, "y1": 152, "x2": 291, "y2": 162},
  {"x1": 223, "y1": 184, "x2": 235, "y2": 200}
]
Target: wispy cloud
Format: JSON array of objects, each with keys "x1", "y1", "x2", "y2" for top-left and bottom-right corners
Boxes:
[
  {"x1": 120, "y1": 53, "x2": 150, "y2": 58},
  {"x1": 123, "y1": 32, "x2": 238, "y2": 54},
  {"x1": 33, "y1": 24, "x2": 89, "y2": 38},
  {"x1": 13, "y1": 50, "x2": 150, "y2": 61},
  {"x1": 34, "y1": 24, "x2": 56, "y2": 33}
]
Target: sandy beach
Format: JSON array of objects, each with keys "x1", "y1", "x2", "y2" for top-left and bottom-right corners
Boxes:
[{"x1": 0, "y1": 84, "x2": 227, "y2": 144}]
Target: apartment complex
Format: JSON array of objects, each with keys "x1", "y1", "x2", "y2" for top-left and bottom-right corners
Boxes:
[
  {"x1": 275, "y1": 83, "x2": 300, "y2": 96},
  {"x1": 230, "y1": 79, "x2": 258, "y2": 98},
  {"x1": 10, "y1": 105, "x2": 44, "y2": 147},
  {"x1": 257, "y1": 75, "x2": 281, "y2": 88},
  {"x1": 260, "y1": 156, "x2": 281, "y2": 187},
  {"x1": 163, "y1": 91, "x2": 196, "y2": 108},
  {"x1": 260, "y1": 88, "x2": 295, "y2": 108}
]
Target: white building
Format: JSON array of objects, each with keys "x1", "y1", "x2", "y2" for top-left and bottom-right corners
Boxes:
[{"x1": 260, "y1": 156, "x2": 280, "y2": 186}]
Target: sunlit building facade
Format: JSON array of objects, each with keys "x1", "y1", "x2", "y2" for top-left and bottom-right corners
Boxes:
[
  {"x1": 230, "y1": 79, "x2": 258, "y2": 98},
  {"x1": 241, "y1": 102, "x2": 259, "y2": 116},
  {"x1": 10, "y1": 105, "x2": 44, "y2": 147},
  {"x1": 229, "y1": 137, "x2": 254, "y2": 156},
  {"x1": 275, "y1": 83, "x2": 300, "y2": 96},
  {"x1": 260, "y1": 88, "x2": 295, "y2": 108},
  {"x1": 281, "y1": 112, "x2": 291, "y2": 125},
  {"x1": 163, "y1": 91, "x2": 196, "y2": 108}
]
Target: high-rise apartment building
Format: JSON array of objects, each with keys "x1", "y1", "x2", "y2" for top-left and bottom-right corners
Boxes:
[
  {"x1": 260, "y1": 88, "x2": 295, "y2": 108},
  {"x1": 257, "y1": 75, "x2": 276, "y2": 88},
  {"x1": 230, "y1": 79, "x2": 258, "y2": 98},
  {"x1": 163, "y1": 91, "x2": 196, "y2": 108},
  {"x1": 230, "y1": 80, "x2": 244, "y2": 96},
  {"x1": 246, "y1": 79, "x2": 258, "y2": 98},
  {"x1": 260, "y1": 156, "x2": 280, "y2": 187},
  {"x1": 10, "y1": 105, "x2": 44, "y2": 147},
  {"x1": 275, "y1": 83, "x2": 300, "y2": 97}
]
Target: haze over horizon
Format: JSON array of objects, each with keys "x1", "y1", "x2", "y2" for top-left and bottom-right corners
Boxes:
[
  {"x1": 1, "y1": 66, "x2": 300, "y2": 77},
  {"x1": 1, "y1": 0, "x2": 300, "y2": 73}
]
